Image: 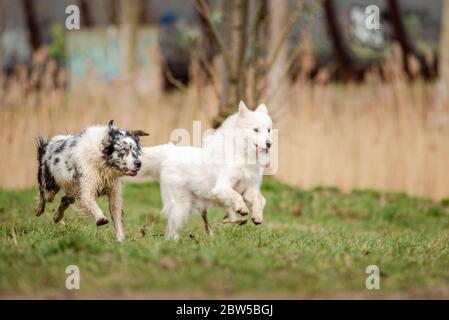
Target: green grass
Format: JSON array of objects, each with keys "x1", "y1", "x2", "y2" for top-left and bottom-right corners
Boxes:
[{"x1": 1, "y1": 179, "x2": 449, "y2": 298}]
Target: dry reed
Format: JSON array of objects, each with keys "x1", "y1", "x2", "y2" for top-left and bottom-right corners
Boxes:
[{"x1": 1, "y1": 49, "x2": 449, "y2": 200}]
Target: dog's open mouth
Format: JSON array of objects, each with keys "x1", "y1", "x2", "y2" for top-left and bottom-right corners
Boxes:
[
  {"x1": 256, "y1": 145, "x2": 270, "y2": 154},
  {"x1": 125, "y1": 169, "x2": 139, "y2": 176}
]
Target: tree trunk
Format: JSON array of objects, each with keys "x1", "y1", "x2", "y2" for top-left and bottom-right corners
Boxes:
[
  {"x1": 323, "y1": 0, "x2": 355, "y2": 80},
  {"x1": 267, "y1": 0, "x2": 289, "y2": 104},
  {"x1": 387, "y1": 0, "x2": 416, "y2": 76},
  {"x1": 439, "y1": 0, "x2": 449, "y2": 99},
  {"x1": 215, "y1": 0, "x2": 249, "y2": 127},
  {"x1": 79, "y1": 0, "x2": 93, "y2": 27},
  {"x1": 0, "y1": 0, "x2": 4, "y2": 70},
  {"x1": 250, "y1": 0, "x2": 267, "y2": 105},
  {"x1": 22, "y1": 0, "x2": 40, "y2": 50},
  {"x1": 108, "y1": 0, "x2": 119, "y2": 25},
  {"x1": 120, "y1": 0, "x2": 142, "y2": 74}
]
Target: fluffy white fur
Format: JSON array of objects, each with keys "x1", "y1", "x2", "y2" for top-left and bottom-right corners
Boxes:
[{"x1": 138, "y1": 101, "x2": 273, "y2": 239}]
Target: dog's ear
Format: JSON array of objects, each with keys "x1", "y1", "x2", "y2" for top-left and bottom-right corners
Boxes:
[
  {"x1": 238, "y1": 101, "x2": 250, "y2": 116},
  {"x1": 102, "y1": 120, "x2": 115, "y2": 148},
  {"x1": 128, "y1": 130, "x2": 150, "y2": 142},
  {"x1": 255, "y1": 103, "x2": 268, "y2": 114}
]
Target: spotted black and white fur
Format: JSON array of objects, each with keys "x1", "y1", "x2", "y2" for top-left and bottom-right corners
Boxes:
[{"x1": 35, "y1": 120, "x2": 149, "y2": 241}]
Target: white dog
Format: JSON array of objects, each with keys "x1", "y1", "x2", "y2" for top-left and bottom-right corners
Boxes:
[
  {"x1": 35, "y1": 120, "x2": 148, "y2": 241},
  {"x1": 138, "y1": 101, "x2": 273, "y2": 239}
]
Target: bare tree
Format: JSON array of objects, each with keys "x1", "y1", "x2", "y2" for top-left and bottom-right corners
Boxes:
[
  {"x1": 387, "y1": 0, "x2": 435, "y2": 79},
  {"x1": 323, "y1": 0, "x2": 355, "y2": 80},
  {"x1": 267, "y1": 0, "x2": 290, "y2": 105},
  {"x1": 120, "y1": 0, "x2": 142, "y2": 74},
  {"x1": 194, "y1": 0, "x2": 304, "y2": 126},
  {"x1": 439, "y1": 0, "x2": 449, "y2": 99},
  {"x1": 79, "y1": 0, "x2": 93, "y2": 27},
  {"x1": 218, "y1": 0, "x2": 249, "y2": 125},
  {"x1": 387, "y1": 0, "x2": 416, "y2": 76},
  {"x1": 21, "y1": 0, "x2": 40, "y2": 50},
  {"x1": 108, "y1": 0, "x2": 119, "y2": 25},
  {"x1": 0, "y1": 0, "x2": 4, "y2": 70},
  {"x1": 249, "y1": 0, "x2": 268, "y2": 105}
]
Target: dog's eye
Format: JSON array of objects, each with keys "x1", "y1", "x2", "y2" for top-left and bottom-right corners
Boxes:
[
  {"x1": 268, "y1": 129, "x2": 271, "y2": 133},
  {"x1": 253, "y1": 128, "x2": 259, "y2": 133}
]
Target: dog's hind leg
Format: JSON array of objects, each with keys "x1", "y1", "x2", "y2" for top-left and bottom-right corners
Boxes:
[
  {"x1": 163, "y1": 201, "x2": 191, "y2": 240},
  {"x1": 35, "y1": 190, "x2": 46, "y2": 216},
  {"x1": 165, "y1": 205, "x2": 190, "y2": 240},
  {"x1": 160, "y1": 183, "x2": 191, "y2": 240},
  {"x1": 54, "y1": 195, "x2": 74, "y2": 224},
  {"x1": 201, "y1": 210, "x2": 213, "y2": 237},
  {"x1": 35, "y1": 188, "x2": 58, "y2": 216}
]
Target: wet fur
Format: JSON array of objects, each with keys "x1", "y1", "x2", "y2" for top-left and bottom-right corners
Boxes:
[{"x1": 35, "y1": 121, "x2": 148, "y2": 241}]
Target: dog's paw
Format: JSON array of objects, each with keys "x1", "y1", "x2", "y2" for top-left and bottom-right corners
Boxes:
[
  {"x1": 165, "y1": 233, "x2": 180, "y2": 241},
  {"x1": 234, "y1": 202, "x2": 249, "y2": 216},
  {"x1": 222, "y1": 216, "x2": 247, "y2": 225},
  {"x1": 232, "y1": 197, "x2": 249, "y2": 216},
  {"x1": 96, "y1": 217, "x2": 109, "y2": 226},
  {"x1": 237, "y1": 219, "x2": 248, "y2": 226},
  {"x1": 53, "y1": 213, "x2": 64, "y2": 224},
  {"x1": 236, "y1": 207, "x2": 249, "y2": 216},
  {"x1": 251, "y1": 215, "x2": 263, "y2": 225},
  {"x1": 116, "y1": 233, "x2": 125, "y2": 242},
  {"x1": 35, "y1": 205, "x2": 45, "y2": 216}
]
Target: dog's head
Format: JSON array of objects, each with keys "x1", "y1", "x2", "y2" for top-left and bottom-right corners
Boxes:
[
  {"x1": 236, "y1": 101, "x2": 273, "y2": 154},
  {"x1": 102, "y1": 120, "x2": 149, "y2": 176}
]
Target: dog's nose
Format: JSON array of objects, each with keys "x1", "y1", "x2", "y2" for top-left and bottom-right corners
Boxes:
[
  {"x1": 134, "y1": 160, "x2": 142, "y2": 168},
  {"x1": 266, "y1": 141, "x2": 272, "y2": 149}
]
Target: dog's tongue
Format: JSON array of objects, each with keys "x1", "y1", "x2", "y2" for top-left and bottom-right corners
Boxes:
[
  {"x1": 126, "y1": 170, "x2": 137, "y2": 176},
  {"x1": 256, "y1": 146, "x2": 263, "y2": 153}
]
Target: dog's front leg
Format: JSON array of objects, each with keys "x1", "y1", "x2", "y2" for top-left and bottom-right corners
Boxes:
[
  {"x1": 243, "y1": 187, "x2": 266, "y2": 225},
  {"x1": 80, "y1": 192, "x2": 109, "y2": 226},
  {"x1": 212, "y1": 174, "x2": 249, "y2": 216},
  {"x1": 108, "y1": 182, "x2": 124, "y2": 241}
]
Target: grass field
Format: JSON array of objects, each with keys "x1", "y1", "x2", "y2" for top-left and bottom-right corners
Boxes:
[{"x1": 1, "y1": 179, "x2": 449, "y2": 299}]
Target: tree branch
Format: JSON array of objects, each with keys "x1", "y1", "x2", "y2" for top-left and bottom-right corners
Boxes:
[
  {"x1": 191, "y1": 47, "x2": 221, "y2": 99},
  {"x1": 265, "y1": 0, "x2": 304, "y2": 74},
  {"x1": 265, "y1": 2, "x2": 319, "y2": 103},
  {"x1": 193, "y1": 0, "x2": 233, "y2": 73},
  {"x1": 249, "y1": 0, "x2": 267, "y2": 104}
]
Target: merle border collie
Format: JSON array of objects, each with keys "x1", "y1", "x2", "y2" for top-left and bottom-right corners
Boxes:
[{"x1": 35, "y1": 120, "x2": 148, "y2": 241}]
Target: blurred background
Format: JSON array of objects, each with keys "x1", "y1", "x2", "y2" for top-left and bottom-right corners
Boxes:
[{"x1": 0, "y1": 0, "x2": 448, "y2": 200}]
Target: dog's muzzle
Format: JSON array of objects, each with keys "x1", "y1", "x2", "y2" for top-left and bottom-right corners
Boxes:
[
  {"x1": 256, "y1": 141, "x2": 272, "y2": 154},
  {"x1": 125, "y1": 169, "x2": 139, "y2": 176},
  {"x1": 125, "y1": 160, "x2": 141, "y2": 176}
]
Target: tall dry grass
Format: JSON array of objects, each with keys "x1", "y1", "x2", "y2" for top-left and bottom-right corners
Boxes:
[{"x1": 1, "y1": 49, "x2": 449, "y2": 200}]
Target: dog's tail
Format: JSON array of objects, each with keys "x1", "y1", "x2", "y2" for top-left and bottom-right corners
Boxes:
[
  {"x1": 36, "y1": 136, "x2": 48, "y2": 185},
  {"x1": 138, "y1": 144, "x2": 173, "y2": 180}
]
